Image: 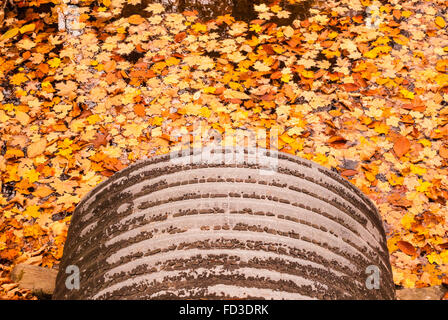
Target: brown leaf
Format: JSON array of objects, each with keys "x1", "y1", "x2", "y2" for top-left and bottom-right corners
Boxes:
[
  {"x1": 341, "y1": 83, "x2": 359, "y2": 92},
  {"x1": 341, "y1": 169, "x2": 358, "y2": 177},
  {"x1": 397, "y1": 241, "x2": 417, "y2": 256},
  {"x1": 175, "y1": 32, "x2": 187, "y2": 43},
  {"x1": 393, "y1": 135, "x2": 410, "y2": 158},
  {"x1": 91, "y1": 133, "x2": 109, "y2": 148},
  {"x1": 439, "y1": 242, "x2": 448, "y2": 250},
  {"x1": 328, "y1": 135, "x2": 348, "y2": 148}
]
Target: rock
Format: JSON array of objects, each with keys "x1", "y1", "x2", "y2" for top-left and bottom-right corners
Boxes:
[
  {"x1": 10, "y1": 264, "x2": 58, "y2": 296},
  {"x1": 396, "y1": 286, "x2": 447, "y2": 300}
]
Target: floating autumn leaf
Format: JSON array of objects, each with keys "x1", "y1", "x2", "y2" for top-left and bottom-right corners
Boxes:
[
  {"x1": 341, "y1": 169, "x2": 358, "y2": 177},
  {"x1": 283, "y1": 26, "x2": 294, "y2": 38},
  {"x1": 15, "y1": 111, "x2": 30, "y2": 126},
  {"x1": 254, "y1": 3, "x2": 269, "y2": 13},
  {"x1": 393, "y1": 135, "x2": 411, "y2": 158},
  {"x1": 435, "y1": 16, "x2": 446, "y2": 29},
  {"x1": 19, "y1": 23, "x2": 35, "y2": 34},
  {"x1": 1, "y1": 27, "x2": 19, "y2": 41},
  {"x1": 397, "y1": 241, "x2": 417, "y2": 256},
  {"x1": 91, "y1": 133, "x2": 109, "y2": 148},
  {"x1": 400, "y1": 88, "x2": 415, "y2": 99},
  {"x1": 103, "y1": 60, "x2": 117, "y2": 73},
  {"x1": 174, "y1": 32, "x2": 187, "y2": 43},
  {"x1": 436, "y1": 59, "x2": 448, "y2": 72},
  {"x1": 133, "y1": 104, "x2": 146, "y2": 117},
  {"x1": 128, "y1": 14, "x2": 146, "y2": 25},
  {"x1": 27, "y1": 138, "x2": 47, "y2": 158},
  {"x1": 10, "y1": 73, "x2": 28, "y2": 85},
  {"x1": 223, "y1": 89, "x2": 251, "y2": 100},
  {"x1": 327, "y1": 135, "x2": 348, "y2": 148},
  {"x1": 440, "y1": 145, "x2": 448, "y2": 159},
  {"x1": 253, "y1": 61, "x2": 271, "y2": 72},
  {"x1": 191, "y1": 23, "x2": 207, "y2": 33},
  {"x1": 32, "y1": 185, "x2": 54, "y2": 198},
  {"x1": 48, "y1": 57, "x2": 61, "y2": 68}
]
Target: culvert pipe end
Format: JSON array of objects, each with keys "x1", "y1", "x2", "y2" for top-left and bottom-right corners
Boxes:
[{"x1": 53, "y1": 147, "x2": 396, "y2": 300}]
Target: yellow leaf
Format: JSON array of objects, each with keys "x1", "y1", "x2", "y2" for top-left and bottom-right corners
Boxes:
[
  {"x1": 418, "y1": 139, "x2": 431, "y2": 147},
  {"x1": 401, "y1": 213, "x2": 415, "y2": 229},
  {"x1": 410, "y1": 164, "x2": 426, "y2": 176},
  {"x1": 249, "y1": 24, "x2": 262, "y2": 33},
  {"x1": 192, "y1": 23, "x2": 207, "y2": 33},
  {"x1": 24, "y1": 169, "x2": 40, "y2": 183},
  {"x1": 199, "y1": 107, "x2": 211, "y2": 118},
  {"x1": 365, "y1": 171, "x2": 376, "y2": 182},
  {"x1": 19, "y1": 23, "x2": 35, "y2": 34},
  {"x1": 402, "y1": 10, "x2": 412, "y2": 18},
  {"x1": 300, "y1": 70, "x2": 314, "y2": 78},
  {"x1": 23, "y1": 225, "x2": 44, "y2": 238},
  {"x1": 151, "y1": 116, "x2": 163, "y2": 126},
  {"x1": 435, "y1": 16, "x2": 446, "y2": 29},
  {"x1": 165, "y1": 57, "x2": 180, "y2": 66},
  {"x1": 87, "y1": 114, "x2": 101, "y2": 125},
  {"x1": 399, "y1": 88, "x2": 415, "y2": 99},
  {"x1": 280, "y1": 133, "x2": 295, "y2": 144},
  {"x1": 48, "y1": 57, "x2": 61, "y2": 68},
  {"x1": 5, "y1": 148, "x2": 24, "y2": 159},
  {"x1": 281, "y1": 73, "x2": 291, "y2": 83},
  {"x1": 1, "y1": 27, "x2": 19, "y2": 40},
  {"x1": 388, "y1": 174, "x2": 404, "y2": 186},
  {"x1": 442, "y1": 251, "x2": 448, "y2": 264},
  {"x1": 416, "y1": 179, "x2": 431, "y2": 192},
  {"x1": 203, "y1": 87, "x2": 216, "y2": 94},
  {"x1": 427, "y1": 252, "x2": 441, "y2": 265},
  {"x1": 374, "y1": 122, "x2": 389, "y2": 134},
  {"x1": 23, "y1": 205, "x2": 41, "y2": 219},
  {"x1": 10, "y1": 73, "x2": 28, "y2": 85}
]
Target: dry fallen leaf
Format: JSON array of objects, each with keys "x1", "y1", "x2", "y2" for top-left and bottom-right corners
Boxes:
[
  {"x1": 27, "y1": 138, "x2": 47, "y2": 158},
  {"x1": 393, "y1": 136, "x2": 411, "y2": 158},
  {"x1": 397, "y1": 241, "x2": 417, "y2": 256}
]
